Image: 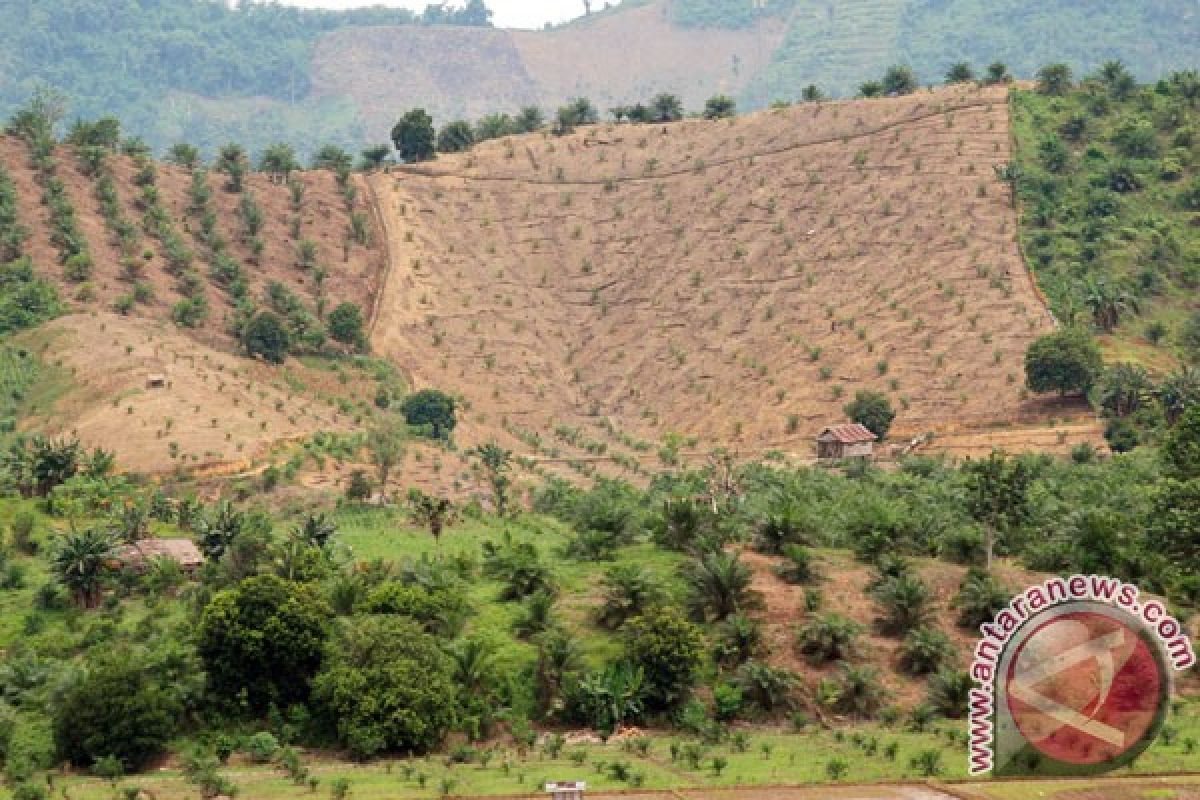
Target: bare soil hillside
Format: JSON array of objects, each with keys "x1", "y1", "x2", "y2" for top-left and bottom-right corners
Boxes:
[
  {"x1": 368, "y1": 85, "x2": 1065, "y2": 475},
  {"x1": 311, "y1": 1, "x2": 787, "y2": 142},
  {"x1": 0, "y1": 134, "x2": 384, "y2": 350}
]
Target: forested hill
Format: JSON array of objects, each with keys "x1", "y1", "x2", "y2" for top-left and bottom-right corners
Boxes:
[{"x1": 0, "y1": 0, "x2": 491, "y2": 156}]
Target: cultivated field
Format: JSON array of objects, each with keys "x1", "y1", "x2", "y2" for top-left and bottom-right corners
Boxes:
[{"x1": 367, "y1": 84, "x2": 1089, "y2": 480}]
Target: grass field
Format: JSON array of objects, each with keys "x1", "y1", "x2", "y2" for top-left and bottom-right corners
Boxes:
[{"x1": 47, "y1": 701, "x2": 1200, "y2": 800}]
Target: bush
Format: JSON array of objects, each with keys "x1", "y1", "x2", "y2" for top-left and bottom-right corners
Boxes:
[
  {"x1": 1025, "y1": 328, "x2": 1103, "y2": 395},
  {"x1": 53, "y1": 655, "x2": 181, "y2": 772},
  {"x1": 327, "y1": 302, "x2": 365, "y2": 349},
  {"x1": 898, "y1": 626, "x2": 953, "y2": 675},
  {"x1": 313, "y1": 617, "x2": 457, "y2": 757},
  {"x1": 796, "y1": 613, "x2": 862, "y2": 664},
  {"x1": 362, "y1": 581, "x2": 468, "y2": 637},
  {"x1": 624, "y1": 606, "x2": 705, "y2": 711},
  {"x1": 871, "y1": 573, "x2": 933, "y2": 636},
  {"x1": 244, "y1": 731, "x2": 279, "y2": 763},
  {"x1": 775, "y1": 543, "x2": 819, "y2": 584},
  {"x1": 927, "y1": 668, "x2": 972, "y2": 718}
]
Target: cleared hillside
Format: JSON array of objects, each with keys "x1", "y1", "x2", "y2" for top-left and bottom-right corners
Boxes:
[{"x1": 368, "y1": 84, "x2": 1094, "y2": 476}]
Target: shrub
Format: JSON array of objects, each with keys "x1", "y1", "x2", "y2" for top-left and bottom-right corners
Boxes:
[
  {"x1": 244, "y1": 731, "x2": 279, "y2": 763},
  {"x1": 624, "y1": 606, "x2": 705, "y2": 711},
  {"x1": 796, "y1": 613, "x2": 862, "y2": 664},
  {"x1": 953, "y1": 568, "x2": 1009, "y2": 630},
  {"x1": 927, "y1": 668, "x2": 972, "y2": 718},
  {"x1": 400, "y1": 389, "x2": 457, "y2": 440},
  {"x1": 775, "y1": 543, "x2": 819, "y2": 584},
  {"x1": 898, "y1": 626, "x2": 954, "y2": 675},
  {"x1": 313, "y1": 617, "x2": 457, "y2": 757},
  {"x1": 328, "y1": 303, "x2": 366, "y2": 349},
  {"x1": 1025, "y1": 328, "x2": 1102, "y2": 395},
  {"x1": 871, "y1": 573, "x2": 933, "y2": 636},
  {"x1": 53, "y1": 655, "x2": 181, "y2": 772}
]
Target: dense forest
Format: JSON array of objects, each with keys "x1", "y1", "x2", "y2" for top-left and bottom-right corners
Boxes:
[{"x1": 0, "y1": 0, "x2": 492, "y2": 156}]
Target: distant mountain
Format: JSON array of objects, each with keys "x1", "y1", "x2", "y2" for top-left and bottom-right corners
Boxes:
[{"x1": 1, "y1": 0, "x2": 1195, "y2": 158}]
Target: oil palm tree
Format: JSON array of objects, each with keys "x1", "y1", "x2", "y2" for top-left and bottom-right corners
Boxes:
[
  {"x1": 683, "y1": 550, "x2": 762, "y2": 622},
  {"x1": 52, "y1": 528, "x2": 116, "y2": 608}
]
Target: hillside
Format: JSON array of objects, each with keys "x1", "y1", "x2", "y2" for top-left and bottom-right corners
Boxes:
[
  {"x1": 4, "y1": 0, "x2": 1197, "y2": 156},
  {"x1": 367, "y1": 83, "x2": 1103, "y2": 479}
]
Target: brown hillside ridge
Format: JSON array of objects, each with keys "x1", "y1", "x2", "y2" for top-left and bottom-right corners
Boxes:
[
  {"x1": 311, "y1": 0, "x2": 788, "y2": 142},
  {"x1": 366, "y1": 83, "x2": 1101, "y2": 479},
  {"x1": 0, "y1": 134, "x2": 383, "y2": 351}
]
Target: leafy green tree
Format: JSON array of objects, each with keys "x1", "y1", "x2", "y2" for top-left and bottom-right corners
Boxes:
[
  {"x1": 475, "y1": 113, "x2": 515, "y2": 141},
  {"x1": 858, "y1": 81, "x2": 883, "y2": 98},
  {"x1": 51, "y1": 528, "x2": 115, "y2": 608},
  {"x1": 1159, "y1": 367, "x2": 1200, "y2": 425},
  {"x1": 554, "y1": 97, "x2": 598, "y2": 134},
  {"x1": 844, "y1": 390, "x2": 896, "y2": 439},
  {"x1": 703, "y1": 95, "x2": 736, "y2": 119},
  {"x1": 54, "y1": 655, "x2": 181, "y2": 772},
  {"x1": 243, "y1": 311, "x2": 291, "y2": 364},
  {"x1": 1038, "y1": 134, "x2": 1069, "y2": 172},
  {"x1": 391, "y1": 109, "x2": 436, "y2": 163},
  {"x1": 800, "y1": 85, "x2": 826, "y2": 102},
  {"x1": 983, "y1": 62, "x2": 1011, "y2": 85},
  {"x1": 313, "y1": 616, "x2": 457, "y2": 757},
  {"x1": 650, "y1": 93, "x2": 684, "y2": 123},
  {"x1": 168, "y1": 142, "x2": 199, "y2": 169},
  {"x1": 1024, "y1": 328, "x2": 1102, "y2": 396},
  {"x1": 400, "y1": 388, "x2": 457, "y2": 440},
  {"x1": 1180, "y1": 177, "x2": 1200, "y2": 211},
  {"x1": 734, "y1": 661, "x2": 795, "y2": 712},
  {"x1": 1162, "y1": 404, "x2": 1200, "y2": 480},
  {"x1": 327, "y1": 302, "x2": 365, "y2": 349},
  {"x1": 1096, "y1": 60, "x2": 1136, "y2": 100},
  {"x1": 1082, "y1": 277, "x2": 1137, "y2": 332},
  {"x1": 471, "y1": 441, "x2": 511, "y2": 514},
  {"x1": 898, "y1": 626, "x2": 954, "y2": 675},
  {"x1": 927, "y1": 668, "x2": 972, "y2": 718},
  {"x1": 293, "y1": 512, "x2": 337, "y2": 550},
  {"x1": 407, "y1": 489, "x2": 454, "y2": 542},
  {"x1": 1097, "y1": 362, "x2": 1152, "y2": 417},
  {"x1": 570, "y1": 661, "x2": 644, "y2": 736},
  {"x1": 945, "y1": 62, "x2": 975, "y2": 84},
  {"x1": 1037, "y1": 63, "x2": 1074, "y2": 96},
  {"x1": 1112, "y1": 117, "x2": 1159, "y2": 158},
  {"x1": 198, "y1": 574, "x2": 331, "y2": 710},
  {"x1": 683, "y1": 550, "x2": 761, "y2": 622},
  {"x1": 515, "y1": 106, "x2": 545, "y2": 133},
  {"x1": 882, "y1": 65, "x2": 918, "y2": 95},
  {"x1": 437, "y1": 120, "x2": 475, "y2": 154},
  {"x1": 963, "y1": 452, "x2": 1034, "y2": 570}
]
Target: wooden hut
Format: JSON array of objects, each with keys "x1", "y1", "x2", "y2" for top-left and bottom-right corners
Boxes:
[{"x1": 816, "y1": 424, "x2": 877, "y2": 460}]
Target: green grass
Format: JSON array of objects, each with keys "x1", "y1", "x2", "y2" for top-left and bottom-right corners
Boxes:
[
  {"x1": 46, "y1": 699, "x2": 1200, "y2": 799},
  {"x1": 334, "y1": 506, "x2": 689, "y2": 670}
]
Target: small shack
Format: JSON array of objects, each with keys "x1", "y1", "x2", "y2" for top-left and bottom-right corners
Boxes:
[
  {"x1": 816, "y1": 424, "x2": 877, "y2": 460},
  {"x1": 116, "y1": 538, "x2": 205, "y2": 576},
  {"x1": 146, "y1": 373, "x2": 168, "y2": 389}
]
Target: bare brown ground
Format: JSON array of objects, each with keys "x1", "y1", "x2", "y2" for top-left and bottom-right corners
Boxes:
[
  {"x1": 367, "y1": 84, "x2": 1069, "y2": 480},
  {"x1": 0, "y1": 134, "x2": 382, "y2": 351},
  {"x1": 740, "y1": 549, "x2": 1049, "y2": 709},
  {"x1": 15, "y1": 313, "x2": 360, "y2": 474},
  {"x1": 310, "y1": 0, "x2": 787, "y2": 143}
]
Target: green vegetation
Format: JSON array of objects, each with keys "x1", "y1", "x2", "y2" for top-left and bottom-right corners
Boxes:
[
  {"x1": 0, "y1": 0, "x2": 491, "y2": 156},
  {"x1": 744, "y1": 1, "x2": 1198, "y2": 104},
  {"x1": 1012, "y1": 71, "x2": 1199, "y2": 351}
]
